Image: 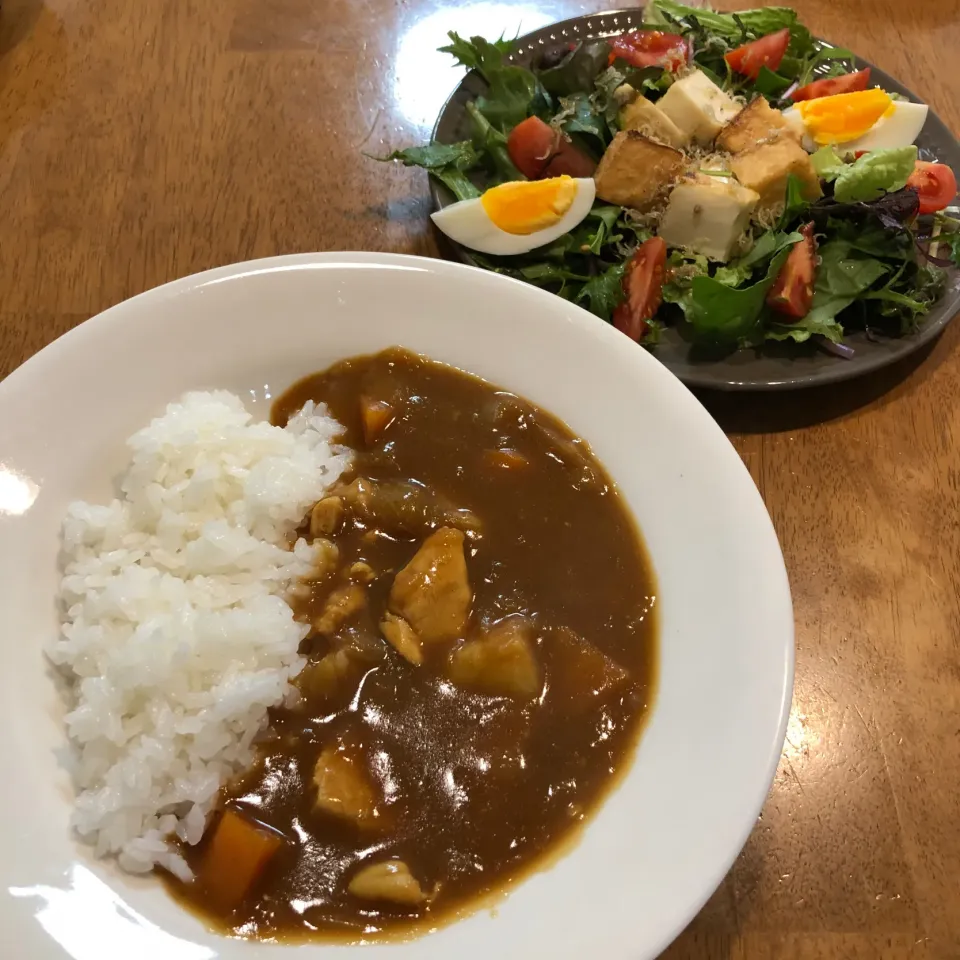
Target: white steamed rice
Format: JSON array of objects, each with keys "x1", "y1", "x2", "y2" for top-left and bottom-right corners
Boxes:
[{"x1": 47, "y1": 390, "x2": 351, "y2": 880}]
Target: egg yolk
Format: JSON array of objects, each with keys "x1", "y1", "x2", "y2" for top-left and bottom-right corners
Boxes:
[
  {"x1": 481, "y1": 176, "x2": 578, "y2": 235},
  {"x1": 794, "y1": 88, "x2": 894, "y2": 145}
]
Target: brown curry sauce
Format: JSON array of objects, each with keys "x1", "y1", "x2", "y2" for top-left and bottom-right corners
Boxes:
[{"x1": 164, "y1": 348, "x2": 658, "y2": 940}]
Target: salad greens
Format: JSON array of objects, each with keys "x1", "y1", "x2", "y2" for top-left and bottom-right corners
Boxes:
[{"x1": 377, "y1": 2, "x2": 956, "y2": 352}]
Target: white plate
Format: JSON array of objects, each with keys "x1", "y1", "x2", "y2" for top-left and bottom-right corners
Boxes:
[{"x1": 0, "y1": 253, "x2": 793, "y2": 960}]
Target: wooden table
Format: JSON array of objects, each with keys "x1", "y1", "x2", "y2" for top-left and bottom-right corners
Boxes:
[{"x1": 2, "y1": 0, "x2": 958, "y2": 956}]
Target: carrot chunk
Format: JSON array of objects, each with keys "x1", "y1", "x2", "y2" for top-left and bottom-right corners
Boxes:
[{"x1": 199, "y1": 808, "x2": 283, "y2": 910}]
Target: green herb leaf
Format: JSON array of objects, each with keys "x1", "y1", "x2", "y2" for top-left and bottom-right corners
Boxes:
[
  {"x1": 538, "y1": 40, "x2": 612, "y2": 96},
  {"x1": 582, "y1": 205, "x2": 624, "y2": 255},
  {"x1": 833, "y1": 146, "x2": 918, "y2": 203},
  {"x1": 810, "y1": 145, "x2": 846, "y2": 181},
  {"x1": 802, "y1": 238, "x2": 890, "y2": 325},
  {"x1": 778, "y1": 174, "x2": 811, "y2": 229},
  {"x1": 556, "y1": 92, "x2": 609, "y2": 149},
  {"x1": 576, "y1": 262, "x2": 627, "y2": 322},
  {"x1": 714, "y1": 230, "x2": 803, "y2": 286},
  {"x1": 374, "y1": 142, "x2": 482, "y2": 203},
  {"x1": 683, "y1": 245, "x2": 796, "y2": 343},
  {"x1": 765, "y1": 312, "x2": 844, "y2": 343},
  {"x1": 441, "y1": 32, "x2": 540, "y2": 131},
  {"x1": 754, "y1": 65, "x2": 793, "y2": 95},
  {"x1": 465, "y1": 101, "x2": 524, "y2": 182}
]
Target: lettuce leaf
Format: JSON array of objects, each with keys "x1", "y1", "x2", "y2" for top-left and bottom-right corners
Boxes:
[{"x1": 832, "y1": 146, "x2": 918, "y2": 203}]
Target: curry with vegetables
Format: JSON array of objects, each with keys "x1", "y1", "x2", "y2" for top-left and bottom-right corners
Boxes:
[{"x1": 164, "y1": 348, "x2": 658, "y2": 940}]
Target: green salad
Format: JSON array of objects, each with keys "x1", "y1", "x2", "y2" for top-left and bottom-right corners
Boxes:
[{"x1": 381, "y1": 2, "x2": 959, "y2": 355}]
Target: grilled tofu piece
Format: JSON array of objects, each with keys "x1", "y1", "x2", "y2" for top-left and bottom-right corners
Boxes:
[
  {"x1": 593, "y1": 131, "x2": 686, "y2": 209},
  {"x1": 657, "y1": 172, "x2": 760, "y2": 262},
  {"x1": 716, "y1": 97, "x2": 798, "y2": 154},
  {"x1": 730, "y1": 137, "x2": 822, "y2": 215},
  {"x1": 619, "y1": 95, "x2": 690, "y2": 149},
  {"x1": 656, "y1": 70, "x2": 740, "y2": 146}
]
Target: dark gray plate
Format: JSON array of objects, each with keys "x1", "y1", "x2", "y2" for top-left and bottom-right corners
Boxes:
[{"x1": 430, "y1": 9, "x2": 960, "y2": 391}]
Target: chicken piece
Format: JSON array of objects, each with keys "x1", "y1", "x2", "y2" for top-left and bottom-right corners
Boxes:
[
  {"x1": 296, "y1": 635, "x2": 383, "y2": 706},
  {"x1": 337, "y1": 477, "x2": 481, "y2": 537},
  {"x1": 716, "y1": 96, "x2": 797, "y2": 155},
  {"x1": 380, "y1": 612, "x2": 423, "y2": 665},
  {"x1": 360, "y1": 396, "x2": 397, "y2": 445},
  {"x1": 389, "y1": 527, "x2": 471, "y2": 643},
  {"x1": 447, "y1": 616, "x2": 541, "y2": 700},
  {"x1": 346, "y1": 561, "x2": 376, "y2": 583},
  {"x1": 310, "y1": 497, "x2": 344, "y2": 538},
  {"x1": 730, "y1": 137, "x2": 822, "y2": 216},
  {"x1": 348, "y1": 860, "x2": 426, "y2": 905},
  {"x1": 313, "y1": 744, "x2": 379, "y2": 825},
  {"x1": 312, "y1": 583, "x2": 366, "y2": 636},
  {"x1": 593, "y1": 131, "x2": 686, "y2": 209},
  {"x1": 548, "y1": 627, "x2": 630, "y2": 709},
  {"x1": 619, "y1": 95, "x2": 690, "y2": 149}
]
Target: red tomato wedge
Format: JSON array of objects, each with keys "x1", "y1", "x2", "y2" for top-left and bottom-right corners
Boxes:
[
  {"x1": 543, "y1": 138, "x2": 597, "y2": 178},
  {"x1": 507, "y1": 116, "x2": 560, "y2": 179},
  {"x1": 613, "y1": 237, "x2": 667, "y2": 342},
  {"x1": 506, "y1": 116, "x2": 597, "y2": 180},
  {"x1": 790, "y1": 68, "x2": 871, "y2": 101},
  {"x1": 609, "y1": 31, "x2": 687, "y2": 72},
  {"x1": 767, "y1": 223, "x2": 818, "y2": 320},
  {"x1": 725, "y1": 28, "x2": 790, "y2": 80},
  {"x1": 906, "y1": 161, "x2": 958, "y2": 215}
]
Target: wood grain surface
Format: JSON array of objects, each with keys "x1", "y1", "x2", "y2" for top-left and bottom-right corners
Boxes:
[{"x1": 1, "y1": 0, "x2": 959, "y2": 956}]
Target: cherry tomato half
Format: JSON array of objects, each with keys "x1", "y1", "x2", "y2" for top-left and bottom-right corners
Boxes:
[
  {"x1": 613, "y1": 237, "x2": 668, "y2": 342},
  {"x1": 790, "y1": 68, "x2": 871, "y2": 102},
  {"x1": 906, "y1": 161, "x2": 958, "y2": 215},
  {"x1": 609, "y1": 31, "x2": 687, "y2": 72},
  {"x1": 725, "y1": 28, "x2": 790, "y2": 81},
  {"x1": 767, "y1": 223, "x2": 818, "y2": 320}
]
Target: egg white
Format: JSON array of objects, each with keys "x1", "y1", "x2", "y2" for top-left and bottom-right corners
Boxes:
[
  {"x1": 782, "y1": 99, "x2": 929, "y2": 154},
  {"x1": 431, "y1": 178, "x2": 597, "y2": 256}
]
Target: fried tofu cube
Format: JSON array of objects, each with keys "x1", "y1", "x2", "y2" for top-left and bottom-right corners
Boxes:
[
  {"x1": 730, "y1": 137, "x2": 823, "y2": 215},
  {"x1": 593, "y1": 131, "x2": 686, "y2": 209},
  {"x1": 619, "y1": 95, "x2": 690, "y2": 149},
  {"x1": 716, "y1": 97, "x2": 798, "y2": 154},
  {"x1": 656, "y1": 70, "x2": 741, "y2": 146},
  {"x1": 658, "y1": 173, "x2": 760, "y2": 262}
]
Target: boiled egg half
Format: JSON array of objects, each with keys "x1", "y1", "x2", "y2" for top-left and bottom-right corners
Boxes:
[
  {"x1": 431, "y1": 176, "x2": 596, "y2": 255},
  {"x1": 783, "y1": 88, "x2": 928, "y2": 154}
]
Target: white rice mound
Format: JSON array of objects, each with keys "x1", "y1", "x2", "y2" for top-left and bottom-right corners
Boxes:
[{"x1": 48, "y1": 390, "x2": 351, "y2": 880}]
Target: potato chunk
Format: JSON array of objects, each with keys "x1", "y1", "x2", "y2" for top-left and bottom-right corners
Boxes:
[
  {"x1": 389, "y1": 527, "x2": 471, "y2": 643},
  {"x1": 310, "y1": 497, "x2": 344, "y2": 538},
  {"x1": 380, "y1": 612, "x2": 423, "y2": 666},
  {"x1": 348, "y1": 860, "x2": 426, "y2": 905},
  {"x1": 313, "y1": 744, "x2": 379, "y2": 826},
  {"x1": 548, "y1": 627, "x2": 631, "y2": 709},
  {"x1": 447, "y1": 616, "x2": 541, "y2": 699},
  {"x1": 312, "y1": 584, "x2": 366, "y2": 636},
  {"x1": 594, "y1": 131, "x2": 686, "y2": 209},
  {"x1": 716, "y1": 96, "x2": 796, "y2": 155}
]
